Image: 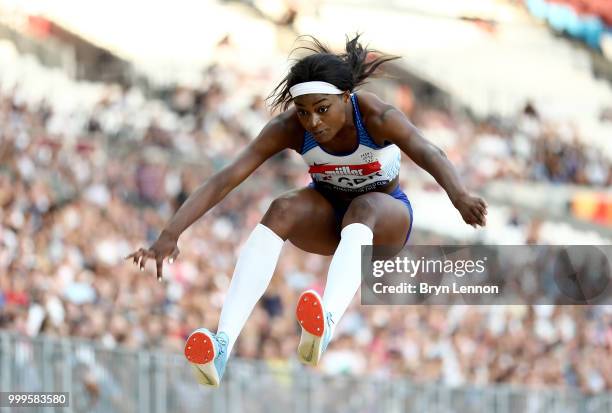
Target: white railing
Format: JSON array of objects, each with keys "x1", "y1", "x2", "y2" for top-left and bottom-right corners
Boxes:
[{"x1": 0, "y1": 332, "x2": 610, "y2": 413}]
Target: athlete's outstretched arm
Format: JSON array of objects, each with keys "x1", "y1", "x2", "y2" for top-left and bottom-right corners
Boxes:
[
  {"x1": 364, "y1": 95, "x2": 487, "y2": 228},
  {"x1": 126, "y1": 114, "x2": 296, "y2": 280},
  {"x1": 163, "y1": 118, "x2": 294, "y2": 238}
]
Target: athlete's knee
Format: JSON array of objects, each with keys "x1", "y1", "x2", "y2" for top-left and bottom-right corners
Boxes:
[
  {"x1": 342, "y1": 194, "x2": 379, "y2": 228},
  {"x1": 261, "y1": 194, "x2": 304, "y2": 238}
]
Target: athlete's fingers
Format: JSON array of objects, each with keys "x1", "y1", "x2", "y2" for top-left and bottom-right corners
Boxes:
[
  {"x1": 156, "y1": 257, "x2": 163, "y2": 282},
  {"x1": 461, "y1": 206, "x2": 481, "y2": 227},
  {"x1": 480, "y1": 202, "x2": 488, "y2": 212},
  {"x1": 481, "y1": 207, "x2": 487, "y2": 221},
  {"x1": 480, "y1": 213, "x2": 487, "y2": 225},
  {"x1": 475, "y1": 207, "x2": 486, "y2": 224},
  {"x1": 126, "y1": 250, "x2": 143, "y2": 264},
  {"x1": 125, "y1": 251, "x2": 137, "y2": 260},
  {"x1": 135, "y1": 248, "x2": 147, "y2": 264},
  {"x1": 467, "y1": 212, "x2": 479, "y2": 227},
  {"x1": 168, "y1": 247, "x2": 180, "y2": 264},
  {"x1": 465, "y1": 213, "x2": 475, "y2": 226},
  {"x1": 474, "y1": 208, "x2": 484, "y2": 222},
  {"x1": 473, "y1": 203, "x2": 485, "y2": 215}
]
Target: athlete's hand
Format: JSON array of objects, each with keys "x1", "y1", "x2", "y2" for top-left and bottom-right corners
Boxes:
[
  {"x1": 453, "y1": 193, "x2": 487, "y2": 228},
  {"x1": 125, "y1": 230, "x2": 180, "y2": 281}
]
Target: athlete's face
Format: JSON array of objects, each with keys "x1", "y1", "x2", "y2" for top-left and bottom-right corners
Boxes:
[{"x1": 293, "y1": 92, "x2": 350, "y2": 143}]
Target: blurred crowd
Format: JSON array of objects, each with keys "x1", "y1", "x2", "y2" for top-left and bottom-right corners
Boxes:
[
  {"x1": 400, "y1": 95, "x2": 612, "y2": 189},
  {"x1": 0, "y1": 43, "x2": 611, "y2": 395}
]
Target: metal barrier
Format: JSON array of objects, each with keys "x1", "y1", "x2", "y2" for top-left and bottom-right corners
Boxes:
[{"x1": 0, "y1": 332, "x2": 610, "y2": 413}]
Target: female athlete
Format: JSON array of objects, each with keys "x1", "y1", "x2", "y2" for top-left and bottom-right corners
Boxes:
[{"x1": 126, "y1": 35, "x2": 487, "y2": 387}]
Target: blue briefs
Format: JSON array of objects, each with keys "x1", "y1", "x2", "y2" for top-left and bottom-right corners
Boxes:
[{"x1": 307, "y1": 182, "x2": 414, "y2": 245}]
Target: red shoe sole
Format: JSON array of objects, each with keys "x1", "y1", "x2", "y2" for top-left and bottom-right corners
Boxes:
[
  {"x1": 184, "y1": 332, "x2": 214, "y2": 365},
  {"x1": 296, "y1": 291, "x2": 324, "y2": 337}
]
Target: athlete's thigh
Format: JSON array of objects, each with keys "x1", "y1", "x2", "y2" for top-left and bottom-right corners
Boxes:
[
  {"x1": 372, "y1": 195, "x2": 411, "y2": 248},
  {"x1": 265, "y1": 187, "x2": 340, "y2": 256},
  {"x1": 344, "y1": 192, "x2": 411, "y2": 247}
]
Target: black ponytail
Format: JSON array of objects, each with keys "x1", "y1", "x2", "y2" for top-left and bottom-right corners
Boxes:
[{"x1": 268, "y1": 34, "x2": 399, "y2": 111}]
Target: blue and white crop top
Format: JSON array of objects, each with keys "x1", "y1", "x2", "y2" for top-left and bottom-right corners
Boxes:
[{"x1": 298, "y1": 93, "x2": 401, "y2": 193}]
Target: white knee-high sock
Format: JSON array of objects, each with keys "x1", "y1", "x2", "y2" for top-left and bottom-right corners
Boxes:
[
  {"x1": 322, "y1": 223, "x2": 373, "y2": 339},
  {"x1": 217, "y1": 224, "x2": 284, "y2": 355}
]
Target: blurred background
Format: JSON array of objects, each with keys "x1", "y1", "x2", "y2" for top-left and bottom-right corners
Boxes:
[{"x1": 0, "y1": 0, "x2": 611, "y2": 412}]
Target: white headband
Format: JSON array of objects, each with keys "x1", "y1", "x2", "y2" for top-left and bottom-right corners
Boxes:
[{"x1": 289, "y1": 81, "x2": 344, "y2": 98}]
